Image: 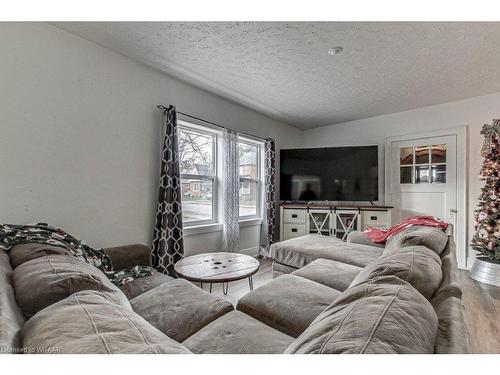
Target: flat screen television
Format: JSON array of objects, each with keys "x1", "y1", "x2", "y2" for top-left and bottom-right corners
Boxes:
[{"x1": 280, "y1": 146, "x2": 379, "y2": 202}]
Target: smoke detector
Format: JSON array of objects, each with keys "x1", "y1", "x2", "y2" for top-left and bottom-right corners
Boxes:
[{"x1": 328, "y1": 47, "x2": 343, "y2": 56}]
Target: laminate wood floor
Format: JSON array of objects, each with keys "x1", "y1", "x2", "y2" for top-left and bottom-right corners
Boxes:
[
  {"x1": 199, "y1": 258, "x2": 499, "y2": 353},
  {"x1": 458, "y1": 270, "x2": 500, "y2": 353}
]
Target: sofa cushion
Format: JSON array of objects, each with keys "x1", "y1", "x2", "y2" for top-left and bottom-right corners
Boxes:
[
  {"x1": 119, "y1": 270, "x2": 173, "y2": 299},
  {"x1": 0, "y1": 250, "x2": 25, "y2": 353},
  {"x1": 431, "y1": 239, "x2": 462, "y2": 307},
  {"x1": 13, "y1": 255, "x2": 130, "y2": 318},
  {"x1": 347, "y1": 231, "x2": 385, "y2": 248},
  {"x1": 237, "y1": 274, "x2": 341, "y2": 337},
  {"x1": 285, "y1": 276, "x2": 438, "y2": 354},
  {"x1": 434, "y1": 296, "x2": 470, "y2": 354},
  {"x1": 271, "y1": 234, "x2": 384, "y2": 269},
  {"x1": 130, "y1": 278, "x2": 233, "y2": 342},
  {"x1": 272, "y1": 261, "x2": 298, "y2": 277},
  {"x1": 103, "y1": 244, "x2": 152, "y2": 270},
  {"x1": 384, "y1": 225, "x2": 448, "y2": 256},
  {"x1": 183, "y1": 310, "x2": 293, "y2": 354},
  {"x1": 291, "y1": 258, "x2": 362, "y2": 291},
  {"x1": 349, "y1": 246, "x2": 442, "y2": 300},
  {"x1": 9, "y1": 243, "x2": 72, "y2": 269},
  {"x1": 22, "y1": 290, "x2": 191, "y2": 354}
]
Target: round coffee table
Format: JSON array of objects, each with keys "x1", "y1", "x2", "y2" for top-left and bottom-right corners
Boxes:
[{"x1": 174, "y1": 252, "x2": 260, "y2": 295}]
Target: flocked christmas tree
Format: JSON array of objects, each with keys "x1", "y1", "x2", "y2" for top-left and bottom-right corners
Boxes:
[{"x1": 471, "y1": 119, "x2": 500, "y2": 262}]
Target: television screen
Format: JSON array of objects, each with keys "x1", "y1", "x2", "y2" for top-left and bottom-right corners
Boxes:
[{"x1": 280, "y1": 146, "x2": 378, "y2": 202}]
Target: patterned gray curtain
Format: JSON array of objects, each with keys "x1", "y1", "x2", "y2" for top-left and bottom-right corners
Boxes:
[
  {"x1": 222, "y1": 129, "x2": 240, "y2": 252},
  {"x1": 152, "y1": 105, "x2": 184, "y2": 275},
  {"x1": 259, "y1": 138, "x2": 276, "y2": 257}
]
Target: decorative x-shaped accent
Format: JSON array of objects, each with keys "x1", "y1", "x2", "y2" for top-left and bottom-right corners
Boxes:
[
  {"x1": 309, "y1": 212, "x2": 330, "y2": 235},
  {"x1": 336, "y1": 213, "x2": 359, "y2": 241}
]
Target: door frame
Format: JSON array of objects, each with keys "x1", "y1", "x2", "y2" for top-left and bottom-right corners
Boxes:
[{"x1": 384, "y1": 126, "x2": 468, "y2": 268}]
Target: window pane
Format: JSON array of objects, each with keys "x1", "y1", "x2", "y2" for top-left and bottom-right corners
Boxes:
[
  {"x1": 415, "y1": 165, "x2": 430, "y2": 183},
  {"x1": 239, "y1": 142, "x2": 258, "y2": 179},
  {"x1": 414, "y1": 146, "x2": 429, "y2": 164},
  {"x1": 431, "y1": 144, "x2": 447, "y2": 163},
  {"x1": 400, "y1": 166, "x2": 412, "y2": 184},
  {"x1": 239, "y1": 180, "x2": 257, "y2": 217},
  {"x1": 400, "y1": 147, "x2": 413, "y2": 165},
  {"x1": 431, "y1": 164, "x2": 446, "y2": 183},
  {"x1": 181, "y1": 179, "x2": 213, "y2": 223},
  {"x1": 179, "y1": 128, "x2": 214, "y2": 175}
]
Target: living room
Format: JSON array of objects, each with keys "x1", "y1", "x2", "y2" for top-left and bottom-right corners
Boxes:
[{"x1": 1, "y1": 1, "x2": 499, "y2": 372}]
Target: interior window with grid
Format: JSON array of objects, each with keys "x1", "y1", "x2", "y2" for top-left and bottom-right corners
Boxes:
[
  {"x1": 179, "y1": 125, "x2": 217, "y2": 225},
  {"x1": 400, "y1": 144, "x2": 447, "y2": 184},
  {"x1": 238, "y1": 139, "x2": 262, "y2": 219}
]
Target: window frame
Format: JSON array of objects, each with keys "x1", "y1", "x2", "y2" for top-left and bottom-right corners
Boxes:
[
  {"x1": 178, "y1": 120, "x2": 219, "y2": 227},
  {"x1": 238, "y1": 136, "x2": 264, "y2": 221},
  {"x1": 399, "y1": 144, "x2": 447, "y2": 185}
]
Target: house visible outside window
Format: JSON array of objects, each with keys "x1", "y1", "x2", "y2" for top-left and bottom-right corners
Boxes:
[
  {"x1": 238, "y1": 138, "x2": 263, "y2": 219},
  {"x1": 179, "y1": 123, "x2": 217, "y2": 225}
]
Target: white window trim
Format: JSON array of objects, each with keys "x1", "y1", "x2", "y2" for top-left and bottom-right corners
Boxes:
[
  {"x1": 178, "y1": 120, "x2": 220, "y2": 227},
  {"x1": 399, "y1": 145, "x2": 448, "y2": 185},
  {"x1": 183, "y1": 219, "x2": 262, "y2": 237},
  {"x1": 238, "y1": 136, "x2": 264, "y2": 221},
  {"x1": 178, "y1": 118, "x2": 265, "y2": 229}
]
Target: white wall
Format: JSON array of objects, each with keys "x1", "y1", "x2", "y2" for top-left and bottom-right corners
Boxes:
[
  {"x1": 0, "y1": 23, "x2": 303, "y2": 256},
  {"x1": 304, "y1": 91, "x2": 500, "y2": 267},
  {"x1": 2, "y1": 22, "x2": 496, "y2": 266}
]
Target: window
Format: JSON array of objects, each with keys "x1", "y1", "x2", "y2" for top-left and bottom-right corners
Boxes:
[
  {"x1": 179, "y1": 124, "x2": 217, "y2": 225},
  {"x1": 178, "y1": 121, "x2": 263, "y2": 226},
  {"x1": 399, "y1": 144, "x2": 447, "y2": 184},
  {"x1": 238, "y1": 139, "x2": 262, "y2": 219}
]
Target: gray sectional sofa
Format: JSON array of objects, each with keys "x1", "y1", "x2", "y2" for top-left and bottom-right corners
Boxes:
[
  {"x1": 269, "y1": 226, "x2": 470, "y2": 353},
  {"x1": 0, "y1": 225, "x2": 469, "y2": 354}
]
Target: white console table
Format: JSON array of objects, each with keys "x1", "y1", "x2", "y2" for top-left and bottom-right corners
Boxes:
[{"x1": 279, "y1": 204, "x2": 392, "y2": 241}]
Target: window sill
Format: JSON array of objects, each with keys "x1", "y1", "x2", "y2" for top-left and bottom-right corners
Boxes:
[
  {"x1": 183, "y1": 218, "x2": 262, "y2": 236},
  {"x1": 239, "y1": 218, "x2": 262, "y2": 227},
  {"x1": 184, "y1": 223, "x2": 223, "y2": 237}
]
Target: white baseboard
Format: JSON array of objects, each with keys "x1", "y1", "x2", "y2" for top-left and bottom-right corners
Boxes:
[{"x1": 462, "y1": 255, "x2": 476, "y2": 270}]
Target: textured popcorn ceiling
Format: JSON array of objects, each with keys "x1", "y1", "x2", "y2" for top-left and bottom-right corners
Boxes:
[{"x1": 54, "y1": 22, "x2": 500, "y2": 129}]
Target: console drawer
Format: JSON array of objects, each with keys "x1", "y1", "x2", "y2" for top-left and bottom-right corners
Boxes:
[
  {"x1": 362, "y1": 211, "x2": 389, "y2": 228},
  {"x1": 283, "y1": 209, "x2": 306, "y2": 224},
  {"x1": 283, "y1": 224, "x2": 307, "y2": 240}
]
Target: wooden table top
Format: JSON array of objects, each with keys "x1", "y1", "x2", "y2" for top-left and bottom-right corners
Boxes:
[{"x1": 174, "y1": 252, "x2": 260, "y2": 283}]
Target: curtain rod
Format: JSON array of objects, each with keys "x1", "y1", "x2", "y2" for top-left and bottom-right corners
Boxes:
[{"x1": 156, "y1": 105, "x2": 268, "y2": 142}]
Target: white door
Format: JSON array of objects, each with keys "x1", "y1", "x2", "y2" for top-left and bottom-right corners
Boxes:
[{"x1": 388, "y1": 135, "x2": 457, "y2": 230}]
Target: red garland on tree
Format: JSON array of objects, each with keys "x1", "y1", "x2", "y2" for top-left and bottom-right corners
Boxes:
[{"x1": 471, "y1": 119, "x2": 500, "y2": 261}]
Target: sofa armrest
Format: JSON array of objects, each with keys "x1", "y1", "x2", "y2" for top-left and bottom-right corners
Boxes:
[
  {"x1": 103, "y1": 244, "x2": 152, "y2": 270},
  {"x1": 346, "y1": 231, "x2": 384, "y2": 248}
]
